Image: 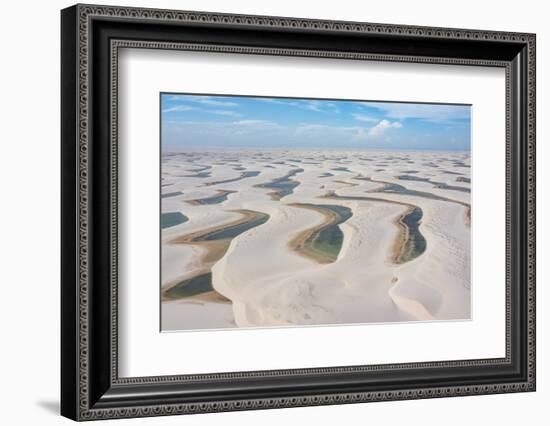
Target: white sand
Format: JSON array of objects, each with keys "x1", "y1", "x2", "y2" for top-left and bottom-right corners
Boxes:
[{"x1": 161, "y1": 150, "x2": 471, "y2": 331}]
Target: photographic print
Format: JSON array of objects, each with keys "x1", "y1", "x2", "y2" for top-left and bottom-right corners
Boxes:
[{"x1": 160, "y1": 94, "x2": 471, "y2": 331}]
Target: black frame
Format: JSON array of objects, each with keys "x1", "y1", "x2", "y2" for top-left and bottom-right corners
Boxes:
[{"x1": 61, "y1": 4, "x2": 536, "y2": 421}]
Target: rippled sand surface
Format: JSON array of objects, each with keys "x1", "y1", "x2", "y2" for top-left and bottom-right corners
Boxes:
[{"x1": 161, "y1": 149, "x2": 471, "y2": 331}]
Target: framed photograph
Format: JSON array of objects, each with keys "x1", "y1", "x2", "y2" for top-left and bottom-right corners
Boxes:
[{"x1": 61, "y1": 4, "x2": 536, "y2": 421}]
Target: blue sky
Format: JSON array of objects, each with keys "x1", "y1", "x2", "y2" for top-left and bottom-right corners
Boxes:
[{"x1": 161, "y1": 94, "x2": 471, "y2": 151}]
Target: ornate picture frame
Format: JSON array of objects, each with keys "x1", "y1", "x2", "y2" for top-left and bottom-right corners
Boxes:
[{"x1": 61, "y1": 4, "x2": 535, "y2": 421}]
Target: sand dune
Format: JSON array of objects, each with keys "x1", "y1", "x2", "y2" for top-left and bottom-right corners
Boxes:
[{"x1": 161, "y1": 149, "x2": 471, "y2": 331}]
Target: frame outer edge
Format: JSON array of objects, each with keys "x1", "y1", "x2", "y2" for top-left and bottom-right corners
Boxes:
[
  {"x1": 527, "y1": 33, "x2": 536, "y2": 390},
  {"x1": 76, "y1": 2, "x2": 91, "y2": 420},
  {"x1": 76, "y1": 2, "x2": 535, "y2": 41},
  {"x1": 61, "y1": 4, "x2": 80, "y2": 422}
]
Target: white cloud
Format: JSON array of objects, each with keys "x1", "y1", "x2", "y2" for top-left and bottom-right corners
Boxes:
[
  {"x1": 208, "y1": 110, "x2": 241, "y2": 117},
  {"x1": 164, "y1": 116, "x2": 402, "y2": 148},
  {"x1": 369, "y1": 102, "x2": 470, "y2": 122},
  {"x1": 367, "y1": 119, "x2": 402, "y2": 138},
  {"x1": 163, "y1": 98, "x2": 241, "y2": 116},
  {"x1": 295, "y1": 123, "x2": 366, "y2": 141},
  {"x1": 300, "y1": 100, "x2": 340, "y2": 113},
  {"x1": 295, "y1": 123, "x2": 333, "y2": 133},
  {"x1": 256, "y1": 98, "x2": 299, "y2": 107},
  {"x1": 167, "y1": 95, "x2": 238, "y2": 107},
  {"x1": 304, "y1": 102, "x2": 323, "y2": 112},
  {"x1": 195, "y1": 98, "x2": 239, "y2": 107},
  {"x1": 347, "y1": 119, "x2": 402, "y2": 141},
  {"x1": 162, "y1": 105, "x2": 193, "y2": 113},
  {"x1": 304, "y1": 100, "x2": 336, "y2": 112},
  {"x1": 351, "y1": 128, "x2": 368, "y2": 142},
  {"x1": 294, "y1": 121, "x2": 402, "y2": 142},
  {"x1": 352, "y1": 113, "x2": 378, "y2": 123},
  {"x1": 233, "y1": 119, "x2": 276, "y2": 126},
  {"x1": 258, "y1": 98, "x2": 338, "y2": 113}
]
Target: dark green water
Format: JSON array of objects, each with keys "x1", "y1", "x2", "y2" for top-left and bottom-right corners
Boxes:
[
  {"x1": 164, "y1": 273, "x2": 214, "y2": 300},
  {"x1": 398, "y1": 207, "x2": 427, "y2": 263},
  {"x1": 396, "y1": 175, "x2": 470, "y2": 193},
  {"x1": 205, "y1": 171, "x2": 260, "y2": 186},
  {"x1": 185, "y1": 171, "x2": 212, "y2": 178},
  {"x1": 397, "y1": 175, "x2": 431, "y2": 182},
  {"x1": 323, "y1": 193, "x2": 426, "y2": 264},
  {"x1": 161, "y1": 212, "x2": 188, "y2": 229},
  {"x1": 164, "y1": 211, "x2": 270, "y2": 300},
  {"x1": 255, "y1": 168, "x2": 304, "y2": 200},
  {"x1": 301, "y1": 204, "x2": 353, "y2": 262},
  {"x1": 433, "y1": 182, "x2": 470, "y2": 193},
  {"x1": 190, "y1": 191, "x2": 234, "y2": 205},
  {"x1": 195, "y1": 212, "x2": 270, "y2": 242},
  {"x1": 365, "y1": 178, "x2": 463, "y2": 200},
  {"x1": 453, "y1": 161, "x2": 470, "y2": 168},
  {"x1": 184, "y1": 165, "x2": 212, "y2": 178},
  {"x1": 187, "y1": 165, "x2": 211, "y2": 172},
  {"x1": 161, "y1": 191, "x2": 183, "y2": 199}
]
